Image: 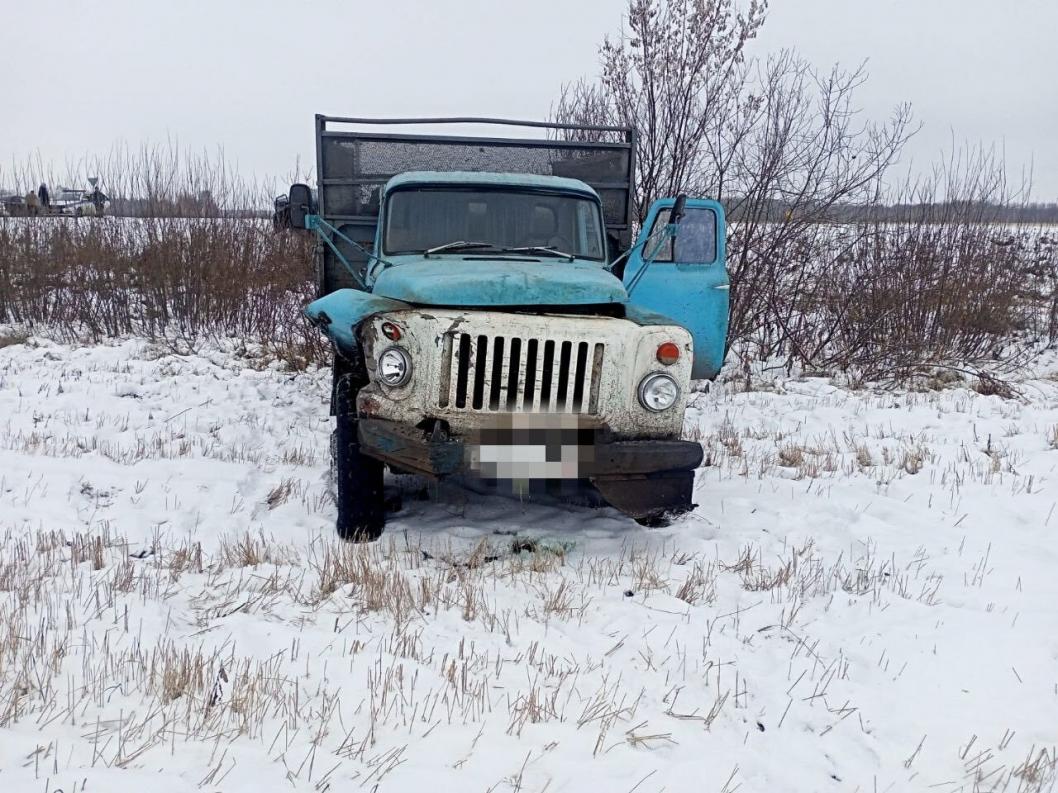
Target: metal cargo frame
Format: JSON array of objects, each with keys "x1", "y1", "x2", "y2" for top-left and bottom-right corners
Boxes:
[{"x1": 313, "y1": 115, "x2": 636, "y2": 295}]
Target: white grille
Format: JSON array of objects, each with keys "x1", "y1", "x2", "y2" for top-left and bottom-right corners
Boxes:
[{"x1": 439, "y1": 332, "x2": 605, "y2": 414}]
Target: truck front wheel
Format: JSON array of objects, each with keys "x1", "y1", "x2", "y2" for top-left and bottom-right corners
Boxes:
[{"x1": 333, "y1": 373, "x2": 385, "y2": 542}]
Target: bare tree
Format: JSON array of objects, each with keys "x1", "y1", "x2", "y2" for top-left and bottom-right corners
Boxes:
[
  {"x1": 554, "y1": 0, "x2": 767, "y2": 222},
  {"x1": 553, "y1": 0, "x2": 925, "y2": 373},
  {"x1": 718, "y1": 52, "x2": 915, "y2": 358}
]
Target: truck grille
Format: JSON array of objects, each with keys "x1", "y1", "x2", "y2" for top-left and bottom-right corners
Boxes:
[{"x1": 439, "y1": 333, "x2": 606, "y2": 414}]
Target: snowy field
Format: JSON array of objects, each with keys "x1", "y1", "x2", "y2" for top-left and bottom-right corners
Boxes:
[{"x1": 0, "y1": 335, "x2": 1055, "y2": 792}]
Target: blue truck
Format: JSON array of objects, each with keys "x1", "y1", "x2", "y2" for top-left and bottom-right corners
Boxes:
[{"x1": 286, "y1": 116, "x2": 729, "y2": 540}]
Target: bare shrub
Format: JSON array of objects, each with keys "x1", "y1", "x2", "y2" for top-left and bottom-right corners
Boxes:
[
  {"x1": 0, "y1": 216, "x2": 319, "y2": 361},
  {"x1": 801, "y1": 147, "x2": 1042, "y2": 381},
  {"x1": 554, "y1": 0, "x2": 1049, "y2": 382},
  {"x1": 0, "y1": 143, "x2": 322, "y2": 367}
]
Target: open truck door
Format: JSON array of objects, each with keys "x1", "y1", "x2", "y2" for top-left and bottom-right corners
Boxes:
[{"x1": 622, "y1": 198, "x2": 729, "y2": 380}]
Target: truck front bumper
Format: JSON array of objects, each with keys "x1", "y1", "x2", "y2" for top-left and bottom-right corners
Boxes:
[{"x1": 357, "y1": 418, "x2": 703, "y2": 520}]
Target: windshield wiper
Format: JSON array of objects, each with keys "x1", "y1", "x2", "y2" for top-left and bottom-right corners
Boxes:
[
  {"x1": 504, "y1": 246, "x2": 576, "y2": 262},
  {"x1": 423, "y1": 240, "x2": 496, "y2": 257},
  {"x1": 422, "y1": 241, "x2": 577, "y2": 262}
]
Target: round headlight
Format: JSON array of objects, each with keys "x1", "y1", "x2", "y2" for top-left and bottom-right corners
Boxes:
[
  {"x1": 378, "y1": 346, "x2": 412, "y2": 387},
  {"x1": 638, "y1": 372, "x2": 680, "y2": 412}
]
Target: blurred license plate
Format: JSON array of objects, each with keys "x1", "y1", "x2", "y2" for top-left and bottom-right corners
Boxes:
[
  {"x1": 470, "y1": 443, "x2": 582, "y2": 479},
  {"x1": 465, "y1": 414, "x2": 598, "y2": 480}
]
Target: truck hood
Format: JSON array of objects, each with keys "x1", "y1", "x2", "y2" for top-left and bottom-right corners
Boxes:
[{"x1": 371, "y1": 259, "x2": 628, "y2": 307}]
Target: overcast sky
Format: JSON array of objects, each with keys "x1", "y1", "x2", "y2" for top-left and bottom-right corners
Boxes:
[{"x1": 1, "y1": 0, "x2": 1055, "y2": 200}]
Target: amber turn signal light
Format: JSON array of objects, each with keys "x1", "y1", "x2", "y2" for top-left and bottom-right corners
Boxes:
[
  {"x1": 656, "y1": 341, "x2": 680, "y2": 365},
  {"x1": 381, "y1": 321, "x2": 402, "y2": 341}
]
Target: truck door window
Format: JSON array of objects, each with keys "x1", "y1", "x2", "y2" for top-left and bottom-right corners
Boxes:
[{"x1": 647, "y1": 206, "x2": 718, "y2": 264}]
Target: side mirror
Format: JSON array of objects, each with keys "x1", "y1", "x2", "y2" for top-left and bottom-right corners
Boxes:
[
  {"x1": 288, "y1": 183, "x2": 315, "y2": 229},
  {"x1": 670, "y1": 194, "x2": 687, "y2": 225}
]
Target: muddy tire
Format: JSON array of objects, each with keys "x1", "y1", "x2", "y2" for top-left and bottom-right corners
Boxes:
[{"x1": 333, "y1": 373, "x2": 385, "y2": 542}]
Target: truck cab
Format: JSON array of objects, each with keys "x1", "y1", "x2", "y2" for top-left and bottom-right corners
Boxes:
[{"x1": 291, "y1": 116, "x2": 729, "y2": 539}]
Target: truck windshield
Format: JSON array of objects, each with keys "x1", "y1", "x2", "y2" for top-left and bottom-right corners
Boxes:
[{"x1": 384, "y1": 188, "x2": 606, "y2": 261}]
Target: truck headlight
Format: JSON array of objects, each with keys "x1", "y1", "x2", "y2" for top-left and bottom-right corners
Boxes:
[
  {"x1": 638, "y1": 372, "x2": 680, "y2": 412},
  {"x1": 378, "y1": 347, "x2": 412, "y2": 387}
]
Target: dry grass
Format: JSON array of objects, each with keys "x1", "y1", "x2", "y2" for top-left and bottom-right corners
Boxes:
[
  {"x1": 0, "y1": 350, "x2": 1051, "y2": 787},
  {"x1": 777, "y1": 443, "x2": 806, "y2": 468},
  {"x1": 1046, "y1": 425, "x2": 1058, "y2": 451},
  {"x1": 219, "y1": 531, "x2": 289, "y2": 569},
  {"x1": 0, "y1": 329, "x2": 30, "y2": 349},
  {"x1": 0, "y1": 491, "x2": 1038, "y2": 791},
  {"x1": 674, "y1": 560, "x2": 716, "y2": 605},
  {"x1": 854, "y1": 442, "x2": 874, "y2": 469},
  {"x1": 2, "y1": 284, "x2": 1054, "y2": 792}
]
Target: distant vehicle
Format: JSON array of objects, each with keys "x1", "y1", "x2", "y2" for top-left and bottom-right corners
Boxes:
[
  {"x1": 46, "y1": 187, "x2": 109, "y2": 216},
  {"x1": 52, "y1": 188, "x2": 93, "y2": 216},
  {"x1": 0, "y1": 192, "x2": 27, "y2": 216},
  {"x1": 0, "y1": 187, "x2": 109, "y2": 217}
]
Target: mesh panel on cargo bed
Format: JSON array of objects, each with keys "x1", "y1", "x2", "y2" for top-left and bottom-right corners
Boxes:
[
  {"x1": 319, "y1": 135, "x2": 632, "y2": 230},
  {"x1": 314, "y1": 117, "x2": 635, "y2": 296}
]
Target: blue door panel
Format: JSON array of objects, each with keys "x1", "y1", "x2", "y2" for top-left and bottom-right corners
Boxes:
[{"x1": 622, "y1": 198, "x2": 729, "y2": 380}]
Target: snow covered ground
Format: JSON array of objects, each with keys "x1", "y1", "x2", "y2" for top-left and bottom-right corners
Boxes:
[{"x1": 0, "y1": 336, "x2": 1055, "y2": 792}]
